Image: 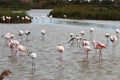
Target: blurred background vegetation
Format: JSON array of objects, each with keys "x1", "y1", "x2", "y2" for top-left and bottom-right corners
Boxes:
[{"x1": 0, "y1": 0, "x2": 120, "y2": 21}]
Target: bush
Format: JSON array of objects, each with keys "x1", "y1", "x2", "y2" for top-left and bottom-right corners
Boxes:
[{"x1": 48, "y1": 5, "x2": 120, "y2": 20}]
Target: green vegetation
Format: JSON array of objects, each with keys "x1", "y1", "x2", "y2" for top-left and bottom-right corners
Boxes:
[
  {"x1": 0, "y1": 9, "x2": 31, "y2": 23},
  {"x1": 48, "y1": 5, "x2": 120, "y2": 20}
]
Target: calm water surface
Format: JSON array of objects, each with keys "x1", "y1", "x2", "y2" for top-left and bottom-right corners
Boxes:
[{"x1": 0, "y1": 9, "x2": 120, "y2": 80}]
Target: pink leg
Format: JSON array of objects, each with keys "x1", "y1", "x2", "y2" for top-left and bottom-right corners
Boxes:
[
  {"x1": 83, "y1": 51, "x2": 88, "y2": 62},
  {"x1": 59, "y1": 52, "x2": 63, "y2": 62},
  {"x1": 99, "y1": 49, "x2": 102, "y2": 62}
]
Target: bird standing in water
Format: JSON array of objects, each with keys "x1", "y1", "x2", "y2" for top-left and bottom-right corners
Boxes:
[
  {"x1": 28, "y1": 52, "x2": 37, "y2": 69},
  {"x1": 56, "y1": 44, "x2": 64, "y2": 61}
]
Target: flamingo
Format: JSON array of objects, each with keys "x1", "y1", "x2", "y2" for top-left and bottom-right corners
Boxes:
[
  {"x1": 41, "y1": 29, "x2": 46, "y2": 35},
  {"x1": 0, "y1": 69, "x2": 13, "y2": 80},
  {"x1": 25, "y1": 30, "x2": 30, "y2": 36},
  {"x1": 80, "y1": 30, "x2": 85, "y2": 38},
  {"x1": 17, "y1": 44, "x2": 27, "y2": 63},
  {"x1": 83, "y1": 45, "x2": 91, "y2": 62},
  {"x1": 19, "y1": 30, "x2": 24, "y2": 40},
  {"x1": 93, "y1": 41, "x2": 106, "y2": 62},
  {"x1": 105, "y1": 33, "x2": 110, "y2": 45},
  {"x1": 56, "y1": 44, "x2": 64, "y2": 61},
  {"x1": 109, "y1": 35, "x2": 118, "y2": 46},
  {"x1": 25, "y1": 30, "x2": 31, "y2": 40},
  {"x1": 82, "y1": 39, "x2": 90, "y2": 47},
  {"x1": 41, "y1": 29, "x2": 46, "y2": 40},
  {"x1": 90, "y1": 28, "x2": 94, "y2": 41},
  {"x1": 2, "y1": 32, "x2": 14, "y2": 40},
  {"x1": 115, "y1": 28, "x2": 120, "y2": 38},
  {"x1": 8, "y1": 39, "x2": 20, "y2": 55},
  {"x1": 69, "y1": 33, "x2": 75, "y2": 38},
  {"x1": 49, "y1": 15, "x2": 53, "y2": 23},
  {"x1": 28, "y1": 52, "x2": 37, "y2": 69},
  {"x1": 2, "y1": 32, "x2": 14, "y2": 45}
]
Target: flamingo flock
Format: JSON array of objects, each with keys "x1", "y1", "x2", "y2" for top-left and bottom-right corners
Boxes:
[{"x1": 0, "y1": 26, "x2": 120, "y2": 80}]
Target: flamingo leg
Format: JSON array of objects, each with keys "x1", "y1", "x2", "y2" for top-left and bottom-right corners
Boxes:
[
  {"x1": 59, "y1": 52, "x2": 63, "y2": 61},
  {"x1": 83, "y1": 51, "x2": 88, "y2": 62},
  {"x1": 99, "y1": 49, "x2": 102, "y2": 62}
]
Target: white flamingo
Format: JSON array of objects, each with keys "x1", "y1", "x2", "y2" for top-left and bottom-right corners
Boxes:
[
  {"x1": 109, "y1": 35, "x2": 118, "y2": 47},
  {"x1": 80, "y1": 30, "x2": 85, "y2": 38},
  {"x1": 28, "y1": 52, "x2": 37, "y2": 69},
  {"x1": 105, "y1": 33, "x2": 110, "y2": 45},
  {"x1": 19, "y1": 30, "x2": 24, "y2": 40},
  {"x1": 25, "y1": 30, "x2": 31, "y2": 40},
  {"x1": 115, "y1": 28, "x2": 120, "y2": 38},
  {"x1": 90, "y1": 28, "x2": 94, "y2": 41}
]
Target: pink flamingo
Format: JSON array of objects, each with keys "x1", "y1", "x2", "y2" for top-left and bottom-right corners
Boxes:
[
  {"x1": 82, "y1": 40, "x2": 90, "y2": 47},
  {"x1": 8, "y1": 40, "x2": 20, "y2": 55},
  {"x1": 2, "y1": 33, "x2": 14, "y2": 44},
  {"x1": 83, "y1": 45, "x2": 91, "y2": 62},
  {"x1": 17, "y1": 44, "x2": 27, "y2": 63},
  {"x1": 0, "y1": 69, "x2": 13, "y2": 80},
  {"x1": 93, "y1": 42, "x2": 106, "y2": 62},
  {"x1": 56, "y1": 44, "x2": 64, "y2": 61}
]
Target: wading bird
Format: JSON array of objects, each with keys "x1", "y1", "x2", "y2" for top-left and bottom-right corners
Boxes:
[
  {"x1": 17, "y1": 44, "x2": 27, "y2": 63},
  {"x1": 28, "y1": 52, "x2": 37, "y2": 69},
  {"x1": 90, "y1": 28, "x2": 94, "y2": 41},
  {"x1": 83, "y1": 45, "x2": 91, "y2": 62},
  {"x1": 93, "y1": 41, "x2": 106, "y2": 62},
  {"x1": 56, "y1": 44, "x2": 64, "y2": 61}
]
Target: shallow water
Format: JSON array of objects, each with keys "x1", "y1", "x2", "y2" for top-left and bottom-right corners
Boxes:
[{"x1": 0, "y1": 10, "x2": 120, "y2": 80}]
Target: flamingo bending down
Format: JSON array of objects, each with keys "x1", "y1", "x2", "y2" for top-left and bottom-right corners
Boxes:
[
  {"x1": 25, "y1": 30, "x2": 31, "y2": 36},
  {"x1": 56, "y1": 44, "x2": 64, "y2": 61},
  {"x1": 0, "y1": 69, "x2": 13, "y2": 80},
  {"x1": 93, "y1": 42, "x2": 106, "y2": 62},
  {"x1": 28, "y1": 52, "x2": 37, "y2": 69}
]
